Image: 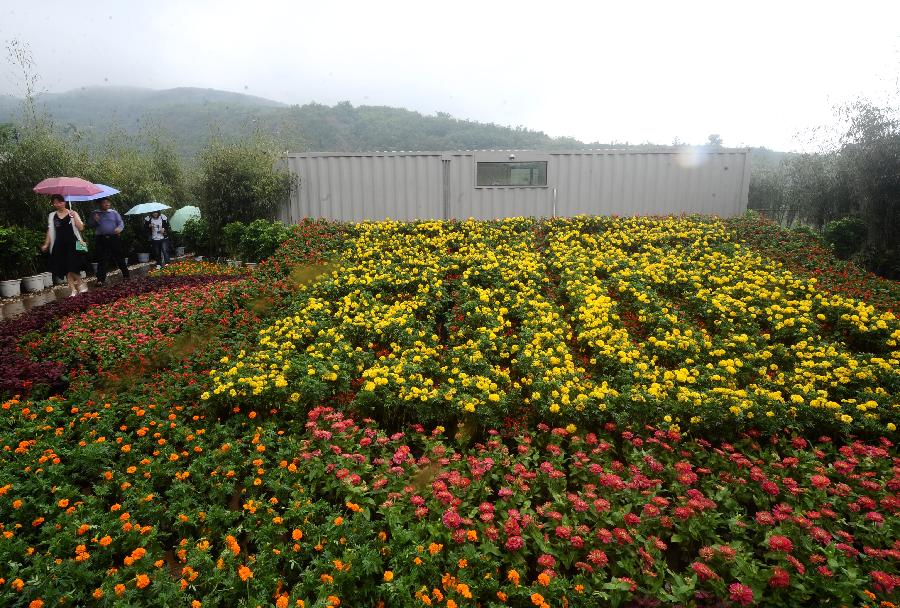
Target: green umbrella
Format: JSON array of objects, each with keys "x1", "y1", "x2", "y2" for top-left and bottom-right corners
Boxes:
[{"x1": 170, "y1": 206, "x2": 201, "y2": 232}]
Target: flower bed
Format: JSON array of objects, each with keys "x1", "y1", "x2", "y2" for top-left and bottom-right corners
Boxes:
[
  {"x1": 0, "y1": 401, "x2": 895, "y2": 607},
  {"x1": 22, "y1": 281, "x2": 243, "y2": 373},
  {"x1": 204, "y1": 217, "x2": 899, "y2": 437},
  {"x1": 0, "y1": 216, "x2": 896, "y2": 607},
  {"x1": 149, "y1": 261, "x2": 248, "y2": 278},
  {"x1": 727, "y1": 213, "x2": 900, "y2": 316},
  {"x1": 0, "y1": 276, "x2": 244, "y2": 397}
]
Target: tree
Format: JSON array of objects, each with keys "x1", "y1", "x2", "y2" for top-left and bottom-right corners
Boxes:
[
  {"x1": 707, "y1": 134, "x2": 723, "y2": 147},
  {"x1": 194, "y1": 135, "x2": 294, "y2": 254}
]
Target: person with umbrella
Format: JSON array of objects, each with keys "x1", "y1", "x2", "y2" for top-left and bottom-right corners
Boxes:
[
  {"x1": 144, "y1": 210, "x2": 172, "y2": 269},
  {"x1": 88, "y1": 197, "x2": 130, "y2": 286},
  {"x1": 40, "y1": 194, "x2": 89, "y2": 296}
]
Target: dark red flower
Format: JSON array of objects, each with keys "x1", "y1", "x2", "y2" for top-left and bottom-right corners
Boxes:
[
  {"x1": 728, "y1": 583, "x2": 754, "y2": 606},
  {"x1": 768, "y1": 567, "x2": 790, "y2": 588},
  {"x1": 768, "y1": 535, "x2": 793, "y2": 553}
]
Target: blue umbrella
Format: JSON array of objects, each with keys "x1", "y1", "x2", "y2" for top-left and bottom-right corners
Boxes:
[
  {"x1": 64, "y1": 183, "x2": 121, "y2": 202},
  {"x1": 124, "y1": 202, "x2": 171, "y2": 216}
]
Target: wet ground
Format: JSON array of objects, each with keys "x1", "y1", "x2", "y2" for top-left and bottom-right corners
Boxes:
[{"x1": 0, "y1": 263, "x2": 156, "y2": 322}]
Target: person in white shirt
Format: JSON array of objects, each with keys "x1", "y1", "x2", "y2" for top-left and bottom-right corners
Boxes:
[{"x1": 143, "y1": 211, "x2": 171, "y2": 269}]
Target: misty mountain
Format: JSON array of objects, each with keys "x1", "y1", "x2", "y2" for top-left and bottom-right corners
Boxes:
[{"x1": 0, "y1": 87, "x2": 789, "y2": 164}]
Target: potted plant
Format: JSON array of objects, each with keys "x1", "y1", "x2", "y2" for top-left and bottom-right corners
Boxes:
[{"x1": 0, "y1": 226, "x2": 41, "y2": 297}]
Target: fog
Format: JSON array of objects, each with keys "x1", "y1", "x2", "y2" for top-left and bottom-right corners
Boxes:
[{"x1": 2, "y1": 0, "x2": 898, "y2": 150}]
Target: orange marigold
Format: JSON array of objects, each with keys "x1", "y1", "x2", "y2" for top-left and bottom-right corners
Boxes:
[
  {"x1": 238, "y1": 565, "x2": 253, "y2": 582},
  {"x1": 135, "y1": 574, "x2": 150, "y2": 589},
  {"x1": 507, "y1": 569, "x2": 520, "y2": 585}
]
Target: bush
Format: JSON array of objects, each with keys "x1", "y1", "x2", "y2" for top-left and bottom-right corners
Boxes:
[
  {"x1": 195, "y1": 136, "x2": 294, "y2": 254},
  {"x1": 239, "y1": 219, "x2": 292, "y2": 262},
  {"x1": 824, "y1": 216, "x2": 868, "y2": 258},
  {"x1": 221, "y1": 221, "x2": 246, "y2": 259},
  {"x1": 0, "y1": 225, "x2": 43, "y2": 280},
  {"x1": 0, "y1": 125, "x2": 89, "y2": 230},
  {"x1": 180, "y1": 217, "x2": 211, "y2": 256}
]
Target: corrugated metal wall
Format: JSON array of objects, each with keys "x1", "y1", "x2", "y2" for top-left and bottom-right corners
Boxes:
[
  {"x1": 279, "y1": 149, "x2": 750, "y2": 222},
  {"x1": 280, "y1": 153, "x2": 443, "y2": 223}
]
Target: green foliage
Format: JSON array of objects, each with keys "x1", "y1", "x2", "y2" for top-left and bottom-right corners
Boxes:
[
  {"x1": 84, "y1": 127, "x2": 189, "y2": 209},
  {"x1": 221, "y1": 221, "x2": 246, "y2": 259},
  {"x1": 0, "y1": 224, "x2": 43, "y2": 279},
  {"x1": 180, "y1": 217, "x2": 211, "y2": 256},
  {"x1": 0, "y1": 123, "x2": 89, "y2": 229},
  {"x1": 195, "y1": 136, "x2": 293, "y2": 253},
  {"x1": 748, "y1": 99, "x2": 900, "y2": 279},
  {"x1": 823, "y1": 216, "x2": 867, "y2": 258},
  {"x1": 238, "y1": 219, "x2": 293, "y2": 262}
]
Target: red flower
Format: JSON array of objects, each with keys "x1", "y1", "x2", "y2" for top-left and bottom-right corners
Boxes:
[
  {"x1": 870, "y1": 570, "x2": 898, "y2": 594},
  {"x1": 691, "y1": 562, "x2": 718, "y2": 581},
  {"x1": 504, "y1": 535, "x2": 524, "y2": 551},
  {"x1": 768, "y1": 567, "x2": 790, "y2": 588},
  {"x1": 809, "y1": 474, "x2": 830, "y2": 489},
  {"x1": 728, "y1": 583, "x2": 754, "y2": 606},
  {"x1": 767, "y1": 535, "x2": 793, "y2": 553},
  {"x1": 586, "y1": 549, "x2": 608, "y2": 567}
]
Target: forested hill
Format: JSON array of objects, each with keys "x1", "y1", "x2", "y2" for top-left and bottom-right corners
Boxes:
[
  {"x1": 0, "y1": 86, "x2": 788, "y2": 165},
  {"x1": 0, "y1": 86, "x2": 587, "y2": 156}
]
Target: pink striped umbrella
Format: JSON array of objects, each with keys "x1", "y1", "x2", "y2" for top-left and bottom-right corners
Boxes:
[{"x1": 33, "y1": 177, "x2": 103, "y2": 197}]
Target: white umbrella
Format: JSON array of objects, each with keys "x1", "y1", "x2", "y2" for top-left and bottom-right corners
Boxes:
[
  {"x1": 124, "y1": 202, "x2": 171, "y2": 216},
  {"x1": 170, "y1": 206, "x2": 202, "y2": 232}
]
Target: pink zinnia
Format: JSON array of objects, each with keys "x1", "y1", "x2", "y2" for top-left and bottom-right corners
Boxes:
[
  {"x1": 865, "y1": 511, "x2": 884, "y2": 525},
  {"x1": 768, "y1": 535, "x2": 793, "y2": 553},
  {"x1": 537, "y1": 554, "x2": 555, "y2": 568},
  {"x1": 504, "y1": 535, "x2": 524, "y2": 551},
  {"x1": 728, "y1": 583, "x2": 754, "y2": 606},
  {"x1": 587, "y1": 549, "x2": 608, "y2": 567},
  {"x1": 441, "y1": 509, "x2": 462, "y2": 529}
]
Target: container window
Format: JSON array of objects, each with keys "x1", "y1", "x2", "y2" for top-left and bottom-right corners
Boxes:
[{"x1": 476, "y1": 161, "x2": 547, "y2": 187}]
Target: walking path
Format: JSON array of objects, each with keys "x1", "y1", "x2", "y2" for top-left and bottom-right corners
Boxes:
[{"x1": 0, "y1": 258, "x2": 191, "y2": 321}]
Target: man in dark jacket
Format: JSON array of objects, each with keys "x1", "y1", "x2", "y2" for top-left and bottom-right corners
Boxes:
[{"x1": 89, "y1": 197, "x2": 130, "y2": 286}]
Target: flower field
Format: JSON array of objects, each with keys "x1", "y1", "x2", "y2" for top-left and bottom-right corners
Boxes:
[{"x1": 0, "y1": 216, "x2": 897, "y2": 607}]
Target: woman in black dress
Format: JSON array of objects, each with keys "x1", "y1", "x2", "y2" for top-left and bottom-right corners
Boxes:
[{"x1": 40, "y1": 194, "x2": 88, "y2": 296}]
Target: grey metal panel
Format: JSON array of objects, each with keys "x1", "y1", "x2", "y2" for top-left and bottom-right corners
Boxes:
[
  {"x1": 283, "y1": 153, "x2": 443, "y2": 221},
  {"x1": 280, "y1": 149, "x2": 749, "y2": 222}
]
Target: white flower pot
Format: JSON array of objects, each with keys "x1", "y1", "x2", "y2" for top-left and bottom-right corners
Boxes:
[
  {"x1": 0, "y1": 279, "x2": 21, "y2": 298},
  {"x1": 22, "y1": 275, "x2": 45, "y2": 293},
  {"x1": 42, "y1": 272, "x2": 53, "y2": 288},
  {"x1": 137, "y1": 253, "x2": 151, "y2": 263}
]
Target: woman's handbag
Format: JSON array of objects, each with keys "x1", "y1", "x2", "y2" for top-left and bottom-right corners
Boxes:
[{"x1": 75, "y1": 240, "x2": 88, "y2": 253}]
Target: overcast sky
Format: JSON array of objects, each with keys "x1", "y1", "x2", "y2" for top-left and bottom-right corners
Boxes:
[{"x1": 2, "y1": 0, "x2": 898, "y2": 151}]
